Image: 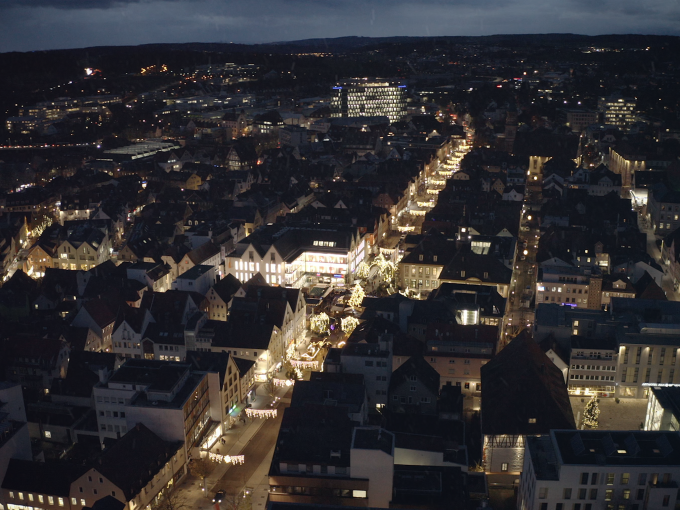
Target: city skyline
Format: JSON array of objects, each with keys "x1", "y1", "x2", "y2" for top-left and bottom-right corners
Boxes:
[{"x1": 2, "y1": 0, "x2": 680, "y2": 53}]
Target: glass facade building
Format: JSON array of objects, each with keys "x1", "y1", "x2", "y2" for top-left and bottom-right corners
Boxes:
[{"x1": 331, "y1": 79, "x2": 407, "y2": 123}]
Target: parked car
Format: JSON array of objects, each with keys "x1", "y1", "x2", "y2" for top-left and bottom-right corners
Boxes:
[{"x1": 213, "y1": 490, "x2": 226, "y2": 503}]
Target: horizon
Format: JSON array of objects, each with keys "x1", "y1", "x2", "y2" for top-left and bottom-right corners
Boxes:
[
  {"x1": 1, "y1": 32, "x2": 679, "y2": 55},
  {"x1": 2, "y1": 0, "x2": 680, "y2": 53}
]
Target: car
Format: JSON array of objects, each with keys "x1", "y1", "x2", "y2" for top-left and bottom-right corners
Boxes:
[{"x1": 213, "y1": 490, "x2": 226, "y2": 503}]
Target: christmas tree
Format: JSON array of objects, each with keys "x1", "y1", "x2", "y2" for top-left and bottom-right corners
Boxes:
[
  {"x1": 347, "y1": 284, "x2": 365, "y2": 308},
  {"x1": 583, "y1": 395, "x2": 600, "y2": 428}
]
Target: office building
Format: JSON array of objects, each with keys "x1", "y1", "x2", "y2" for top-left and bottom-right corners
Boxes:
[
  {"x1": 519, "y1": 430, "x2": 680, "y2": 510},
  {"x1": 331, "y1": 79, "x2": 407, "y2": 123}
]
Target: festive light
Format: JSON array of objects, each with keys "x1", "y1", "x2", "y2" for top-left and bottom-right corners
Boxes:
[
  {"x1": 290, "y1": 360, "x2": 318, "y2": 370},
  {"x1": 209, "y1": 453, "x2": 245, "y2": 465},
  {"x1": 341, "y1": 316, "x2": 360, "y2": 335},
  {"x1": 273, "y1": 378, "x2": 294, "y2": 387},
  {"x1": 582, "y1": 395, "x2": 600, "y2": 428},
  {"x1": 245, "y1": 408, "x2": 278, "y2": 419},
  {"x1": 347, "y1": 284, "x2": 365, "y2": 308},
  {"x1": 355, "y1": 261, "x2": 370, "y2": 280},
  {"x1": 310, "y1": 312, "x2": 330, "y2": 334}
]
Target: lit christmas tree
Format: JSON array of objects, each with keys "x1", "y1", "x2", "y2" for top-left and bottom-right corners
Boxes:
[
  {"x1": 355, "y1": 261, "x2": 370, "y2": 280},
  {"x1": 583, "y1": 395, "x2": 600, "y2": 428},
  {"x1": 347, "y1": 284, "x2": 365, "y2": 308},
  {"x1": 310, "y1": 312, "x2": 330, "y2": 334},
  {"x1": 341, "y1": 316, "x2": 360, "y2": 336}
]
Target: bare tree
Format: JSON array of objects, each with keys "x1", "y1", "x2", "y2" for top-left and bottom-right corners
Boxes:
[
  {"x1": 156, "y1": 489, "x2": 188, "y2": 510},
  {"x1": 189, "y1": 458, "x2": 212, "y2": 492}
]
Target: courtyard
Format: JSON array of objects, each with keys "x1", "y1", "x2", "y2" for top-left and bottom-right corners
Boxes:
[{"x1": 570, "y1": 396, "x2": 649, "y2": 430}]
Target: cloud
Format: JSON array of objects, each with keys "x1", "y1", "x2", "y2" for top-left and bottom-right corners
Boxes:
[{"x1": 0, "y1": 0, "x2": 679, "y2": 53}]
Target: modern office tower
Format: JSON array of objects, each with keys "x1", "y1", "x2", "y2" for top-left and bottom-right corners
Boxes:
[
  {"x1": 331, "y1": 78, "x2": 407, "y2": 123},
  {"x1": 598, "y1": 96, "x2": 637, "y2": 127}
]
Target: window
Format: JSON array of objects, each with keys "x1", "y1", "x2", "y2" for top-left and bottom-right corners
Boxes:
[
  {"x1": 352, "y1": 490, "x2": 367, "y2": 498},
  {"x1": 59, "y1": 498, "x2": 65, "y2": 507},
  {"x1": 564, "y1": 488, "x2": 572, "y2": 499},
  {"x1": 72, "y1": 498, "x2": 77, "y2": 505},
  {"x1": 501, "y1": 463, "x2": 508, "y2": 472},
  {"x1": 663, "y1": 495, "x2": 670, "y2": 507},
  {"x1": 410, "y1": 385, "x2": 417, "y2": 392},
  {"x1": 621, "y1": 473, "x2": 629, "y2": 485},
  {"x1": 81, "y1": 500, "x2": 86, "y2": 506},
  {"x1": 39, "y1": 495, "x2": 44, "y2": 503},
  {"x1": 606, "y1": 473, "x2": 615, "y2": 485},
  {"x1": 49, "y1": 496, "x2": 54, "y2": 505},
  {"x1": 638, "y1": 473, "x2": 647, "y2": 485},
  {"x1": 538, "y1": 487, "x2": 548, "y2": 499},
  {"x1": 581, "y1": 473, "x2": 589, "y2": 484},
  {"x1": 605, "y1": 490, "x2": 613, "y2": 501},
  {"x1": 578, "y1": 489, "x2": 587, "y2": 499},
  {"x1": 556, "y1": 505, "x2": 563, "y2": 510},
  {"x1": 623, "y1": 490, "x2": 630, "y2": 500},
  {"x1": 28, "y1": 494, "x2": 34, "y2": 502},
  {"x1": 590, "y1": 489, "x2": 597, "y2": 500},
  {"x1": 637, "y1": 489, "x2": 645, "y2": 500},
  {"x1": 18, "y1": 493, "x2": 24, "y2": 501},
  {"x1": 365, "y1": 361, "x2": 373, "y2": 367},
  {"x1": 591, "y1": 473, "x2": 598, "y2": 485},
  {"x1": 540, "y1": 505, "x2": 547, "y2": 510}
]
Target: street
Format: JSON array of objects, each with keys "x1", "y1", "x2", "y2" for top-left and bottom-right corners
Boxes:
[
  {"x1": 176, "y1": 384, "x2": 292, "y2": 510},
  {"x1": 500, "y1": 185, "x2": 541, "y2": 349}
]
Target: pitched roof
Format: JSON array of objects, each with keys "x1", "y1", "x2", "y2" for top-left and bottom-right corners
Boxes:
[
  {"x1": 95, "y1": 423, "x2": 183, "y2": 500},
  {"x1": 1, "y1": 459, "x2": 86, "y2": 496},
  {"x1": 389, "y1": 355, "x2": 440, "y2": 397},
  {"x1": 81, "y1": 299, "x2": 117, "y2": 328},
  {"x1": 481, "y1": 332, "x2": 576, "y2": 435},
  {"x1": 210, "y1": 274, "x2": 242, "y2": 302}
]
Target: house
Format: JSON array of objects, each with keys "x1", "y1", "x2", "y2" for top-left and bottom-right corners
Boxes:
[
  {"x1": 205, "y1": 274, "x2": 241, "y2": 321},
  {"x1": 388, "y1": 355, "x2": 440, "y2": 415},
  {"x1": 481, "y1": 332, "x2": 576, "y2": 475},
  {"x1": 171, "y1": 265, "x2": 217, "y2": 295},
  {"x1": 424, "y1": 323, "x2": 497, "y2": 398},
  {"x1": 71, "y1": 299, "x2": 117, "y2": 352},
  {"x1": 178, "y1": 242, "x2": 221, "y2": 276},
  {"x1": 291, "y1": 372, "x2": 368, "y2": 425}
]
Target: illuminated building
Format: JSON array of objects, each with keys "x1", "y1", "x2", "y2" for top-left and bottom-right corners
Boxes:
[
  {"x1": 598, "y1": 96, "x2": 637, "y2": 128},
  {"x1": 224, "y1": 224, "x2": 366, "y2": 288},
  {"x1": 331, "y1": 79, "x2": 407, "y2": 123},
  {"x1": 519, "y1": 430, "x2": 680, "y2": 510}
]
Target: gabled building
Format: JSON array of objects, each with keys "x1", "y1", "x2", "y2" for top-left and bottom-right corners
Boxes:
[
  {"x1": 481, "y1": 332, "x2": 576, "y2": 475},
  {"x1": 205, "y1": 274, "x2": 241, "y2": 321},
  {"x1": 388, "y1": 355, "x2": 440, "y2": 415}
]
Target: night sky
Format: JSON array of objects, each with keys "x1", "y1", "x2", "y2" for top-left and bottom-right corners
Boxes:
[{"x1": 2, "y1": 0, "x2": 680, "y2": 53}]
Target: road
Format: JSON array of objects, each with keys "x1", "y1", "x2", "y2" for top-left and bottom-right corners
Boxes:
[
  {"x1": 500, "y1": 185, "x2": 541, "y2": 349},
  {"x1": 213, "y1": 407, "x2": 286, "y2": 495},
  {"x1": 176, "y1": 385, "x2": 292, "y2": 510}
]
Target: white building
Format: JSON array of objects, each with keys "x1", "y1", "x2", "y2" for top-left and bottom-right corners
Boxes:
[
  {"x1": 224, "y1": 224, "x2": 366, "y2": 288},
  {"x1": 519, "y1": 430, "x2": 680, "y2": 510}
]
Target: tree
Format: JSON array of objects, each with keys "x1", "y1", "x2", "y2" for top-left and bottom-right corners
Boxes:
[
  {"x1": 583, "y1": 395, "x2": 600, "y2": 428},
  {"x1": 310, "y1": 312, "x2": 329, "y2": 334},
  {"x1": 189, "y1": 458, "x2": 212, "y2": 493},
  {"x1": 355, "y1": 261, "x2": 370, "y2": 280},
  {"x1": 156, "y1": 490, "x2": 188, "y2": 510},
  {"x1": 341, "y1": 316, "x2": 359, "y2": 336},
  {"x1": 347, "y1": 284, "x2": 365, "y2": 308}
]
